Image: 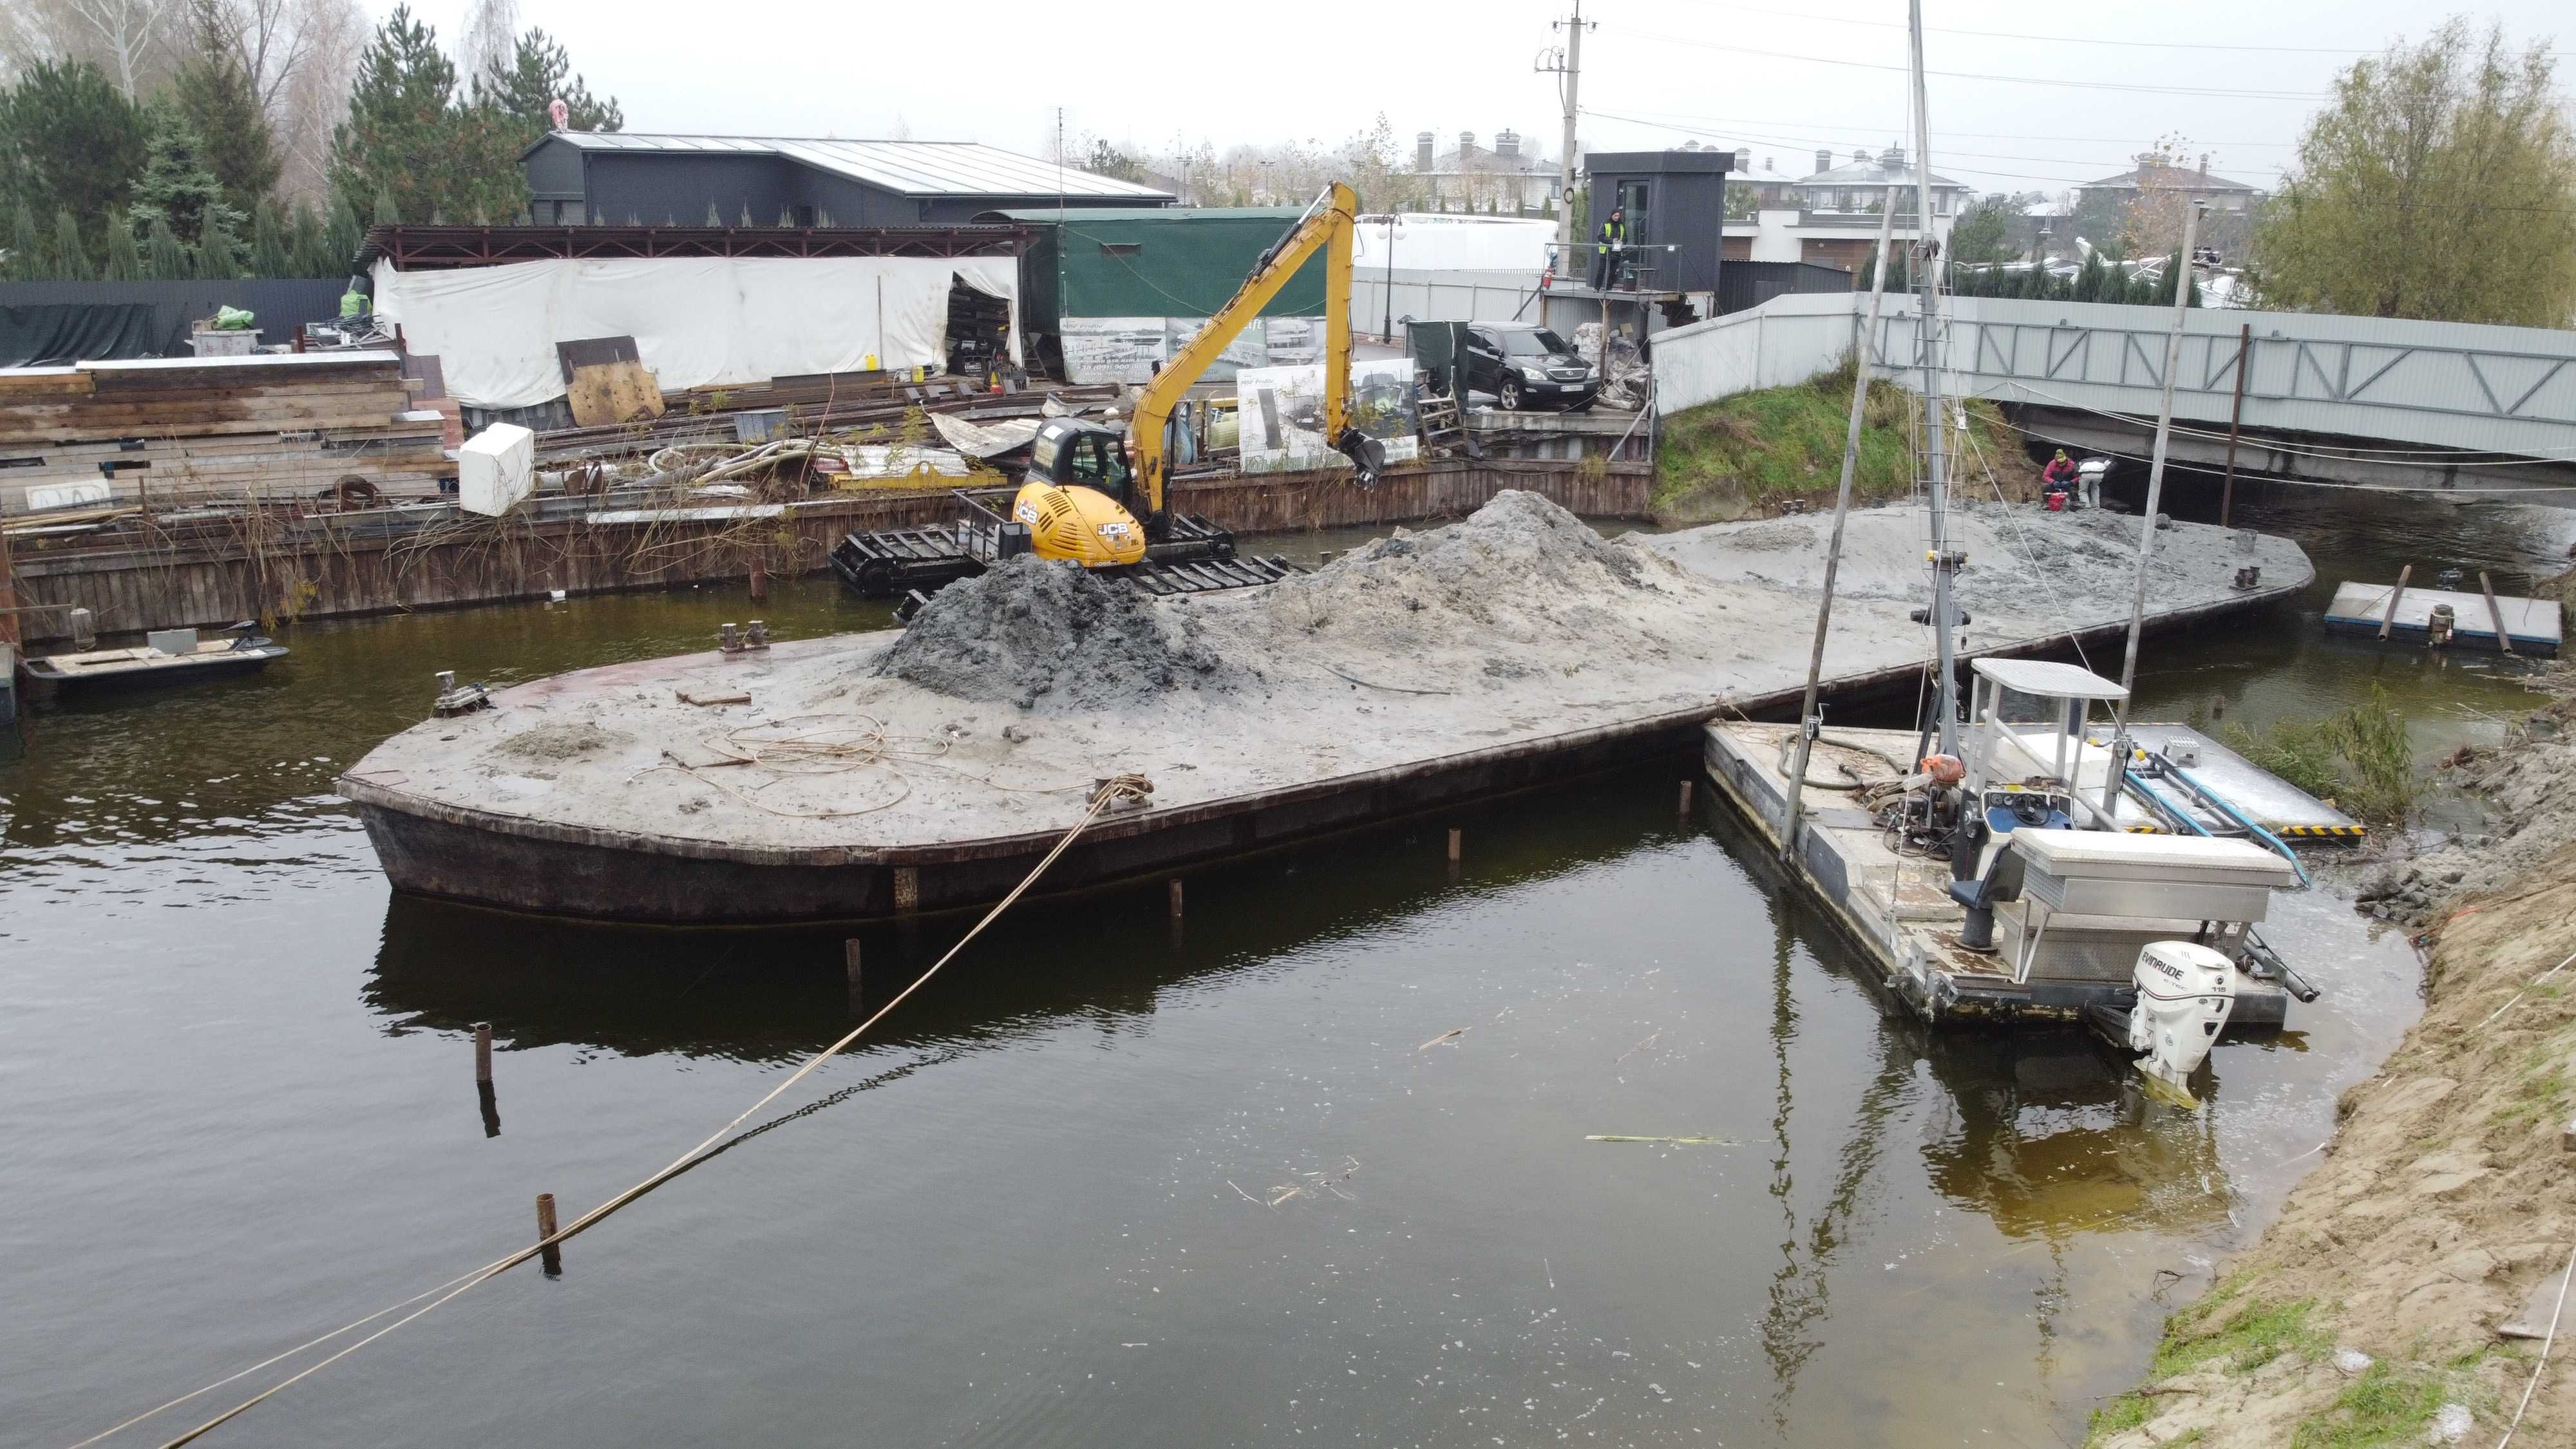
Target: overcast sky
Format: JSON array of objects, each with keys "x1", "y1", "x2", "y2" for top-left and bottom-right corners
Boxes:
[{"x1": 415, "y1": 0, "x2": 2568, "y2": 196}]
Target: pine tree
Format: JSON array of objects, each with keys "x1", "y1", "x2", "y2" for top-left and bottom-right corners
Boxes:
[
  {"x1": 2072, "y1": 249, "x2": 2107, "y2": 303},
  {"x1": 3, "y1": 60, "x2": 150, "y2": 225},
  {"x1": 373, "y1": 185, "x2": 399, "y2": 225},
  {"x1": 196, "y1": 213, "x2": 241, "y2": 278},
  {"x1": 172, "y1": 9, "x2": 280, "y2": 216},
  {"x1": 739, "y1": 204, "x2": 753, "y2": 227},
  {"x1": 145, "y1": 215, "x2": 188, "y2": 279},
  {"x1": 103, "y1": 209, "x2": 144, "y2": 279},
  {"x1": 705, "y1": 201, "x2": 721, "y2": 225},
  {"x1": 324, "y1": 198, "x2": 363, "y2": 274},
  {"x1": 128, "y1": 108, "x2": 244, "y2": 246},
  {"x1": 474, "y1": 26, "x2": 623, "y2": 146},
  {"x1": 332, "y1": 5, "x2": 527, "y2": 232},
  {"x1": 9, "y1": 202, "x2": 44, "y2": 280},
  {"x1": 51, "y1": 209, "x2": 87, "y2": 279},
  {"x1": 251, "y1": 200, "x2": 291, "y2": 277}
]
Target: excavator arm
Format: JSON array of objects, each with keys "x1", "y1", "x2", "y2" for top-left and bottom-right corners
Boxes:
[{"x1": 1128, "y1": 182, "x2": 1380, "y2": 526}]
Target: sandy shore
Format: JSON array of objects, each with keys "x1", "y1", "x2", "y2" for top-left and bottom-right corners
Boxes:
[{"x1": 2092, "y1": 676, "x2": 2576, "y2": 1448}]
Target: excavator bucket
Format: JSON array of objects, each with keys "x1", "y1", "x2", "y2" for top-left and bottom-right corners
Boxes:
[{"x1": 1335, "y1": 427, "x2": 1386, "y2": 489}]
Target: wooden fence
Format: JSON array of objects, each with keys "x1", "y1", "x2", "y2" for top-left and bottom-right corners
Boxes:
[{"x1": 12, "y1": 458, "x2": 1651, "y2": 642}]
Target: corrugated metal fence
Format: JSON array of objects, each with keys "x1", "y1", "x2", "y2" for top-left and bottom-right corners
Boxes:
[{"x1": 0, "y1": 279, "x2": 347, "y2": 360}]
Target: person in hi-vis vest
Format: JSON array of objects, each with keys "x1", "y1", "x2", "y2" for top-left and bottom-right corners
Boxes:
[{"x1": 1591, "y1": 206, "x2": 1625, "y2": 289}]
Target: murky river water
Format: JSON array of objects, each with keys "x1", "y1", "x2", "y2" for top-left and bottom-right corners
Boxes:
[{"x1": 3, "y1": 487, "x2": 2568, "y2": 1448}]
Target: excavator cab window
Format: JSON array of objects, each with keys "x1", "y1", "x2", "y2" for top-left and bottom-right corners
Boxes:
[{"x1": 1065, "y1": 430, "x2": 1130, "y2": 502}]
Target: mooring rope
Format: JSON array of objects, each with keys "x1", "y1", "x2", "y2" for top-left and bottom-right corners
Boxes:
[{"x1": 67, "y1": 773, "x2": 1155, "y2": 1449}]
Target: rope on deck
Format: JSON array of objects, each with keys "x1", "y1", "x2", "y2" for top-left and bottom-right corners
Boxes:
[{"x1": 66, "y1": 773, "x2": 1157, "y2": 1449}]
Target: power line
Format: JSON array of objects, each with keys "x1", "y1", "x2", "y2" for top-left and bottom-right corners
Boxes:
[
  {"x1": 1631, "y1": 5, "x2": 2569, "y2": 57},
  {"x1": 1620, "y1": 28, "x2": 2334, "y2": 100},
  {"x1": 1587, "y1": 104, "x2": 2305, "y2": 151}
]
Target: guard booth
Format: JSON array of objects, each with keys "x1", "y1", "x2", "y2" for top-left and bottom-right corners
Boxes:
[{"x1": 1577, "y1": 149, "x2": 1730, "y2": 299}]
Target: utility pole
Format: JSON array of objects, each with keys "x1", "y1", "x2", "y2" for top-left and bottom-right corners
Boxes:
[
  {"x1": 1539, "y1": 2, "x2": 1592, "y2": 254},
  {"x1": 1908, "y1": 0, "x2": 1961, "y2": 759},
  {"x1": 2101, "y1": 201, "x2": 2206, "y2": 822}
]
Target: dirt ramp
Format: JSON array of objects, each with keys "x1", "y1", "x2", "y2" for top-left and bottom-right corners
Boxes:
[{"x1": 875, "y1": 554, "x2": 1243, "y2": 710}]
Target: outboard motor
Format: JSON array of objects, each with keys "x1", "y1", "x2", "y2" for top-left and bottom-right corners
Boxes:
[{"x1": 2128, "y1": 941, "x2": 2237, "y2": 1106}]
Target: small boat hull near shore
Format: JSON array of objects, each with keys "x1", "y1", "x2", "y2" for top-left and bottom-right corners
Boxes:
[{"x1": 17, "y1": 630, "x2": 287, "y2": 702}]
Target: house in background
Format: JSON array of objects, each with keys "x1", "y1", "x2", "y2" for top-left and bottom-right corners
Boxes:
[
  {"x1": 1724, "y1": 145, "x2": 1970, "y2": 272},
  {"x1": 2076, "y1": 155, "x2": 2264, "y2": 218},
  {"x1": 1411, "y1": 129, "x2": 1562, "y2": 214},
  {"x1": 520, "y1": 133, "x2": 1174, "y2": 228}
]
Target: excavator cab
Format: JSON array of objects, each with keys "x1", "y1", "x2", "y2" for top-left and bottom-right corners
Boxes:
[{"x1": 1014, "y1": 417, "x2": 1149, "y2": 568}]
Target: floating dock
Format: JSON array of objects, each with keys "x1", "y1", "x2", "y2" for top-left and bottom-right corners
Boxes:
[
  {"x1": 2323, "y1": 579, "x2": 2561, "y2": 657},
  {"x1": 341, "y1": 497, "x2": 2314, "y2": 924},
  {"x1": 1701, "y1": 719, "x2": 2306, "y2": 1031}
]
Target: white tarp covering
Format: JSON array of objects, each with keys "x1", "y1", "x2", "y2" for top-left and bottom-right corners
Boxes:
[{"x1": 370, "y1": 256, "x2": 1020, "y2": 410}]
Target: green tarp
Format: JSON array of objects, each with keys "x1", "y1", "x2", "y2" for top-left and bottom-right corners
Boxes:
[{"x1": 997, "y1": 208, "x2": 1330, "y2": 330}]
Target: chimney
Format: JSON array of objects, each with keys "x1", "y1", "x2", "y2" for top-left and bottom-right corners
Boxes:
[
  {"x1": 2199, "y1": 152, "x2": 2211, "y2": 176},
  {"x1": 1734, "y1": 148, "x2": 1750, "y2": 172},
  {"x1": 1416, "y1": 131, "x2": 1435, "y2": 172},
  {"x1": 1882, "y1": 144, "x2": 1905, "y2": 170},
  {"x1": 1815, "y1": 147, "x2": 1832, "y2": 175},
  {"x1": 1852, "y1": 149, "x2": 1869, "y2": 166},
  {"x1": 1459, "y1": 131, "x2": 1476, "y2": 161},
  {"x1": 1495, "y1": 129, "x2": 1519, "y2": 159}
]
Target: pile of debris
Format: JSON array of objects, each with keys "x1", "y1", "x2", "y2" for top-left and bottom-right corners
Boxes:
[{"x1": 875, "y1": 553, "x2": 1249, "y2": 710}]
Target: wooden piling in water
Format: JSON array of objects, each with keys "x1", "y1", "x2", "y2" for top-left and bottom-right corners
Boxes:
[
  {"x1": 844, "y1": 938, "x2": 863, "y2": 987},
  {"x1": 1168, "y1": 878, "x2": 1184, "y2": 918},
  {"x1": 1446, "y1": 828, "x2": 1461, "y2": 862},
  {"x1": 1678, "y1": 779, "x2": 1694, "y2": 814},
  {"x1": 536, "y1": 1193, "x2": 562, "y2": 1276},
  {"x1": 473, "y1": 1021, "x2": 493, "y2": 1084}
]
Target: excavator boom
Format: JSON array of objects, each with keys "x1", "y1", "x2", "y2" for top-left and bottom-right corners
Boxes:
[{"x1": 1128, "y1": 183, "x2": 1375, "y2": 524}]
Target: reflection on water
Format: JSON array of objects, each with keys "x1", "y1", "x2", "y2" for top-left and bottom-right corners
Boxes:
[{"x1": 0, "y1": 499, "x2": 2481, "y2": 1448}]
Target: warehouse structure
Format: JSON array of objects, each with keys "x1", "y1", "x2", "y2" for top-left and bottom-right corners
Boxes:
[{"x1": 520, "y1": 133, "x2": 1175, "y2": 228}]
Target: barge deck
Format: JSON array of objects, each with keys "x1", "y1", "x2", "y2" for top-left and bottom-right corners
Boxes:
[{"x1": 340, "y1": 497, "x2": 2315, "y2": 925}]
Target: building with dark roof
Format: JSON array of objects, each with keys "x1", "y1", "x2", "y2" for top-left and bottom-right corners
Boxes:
[
  {"x1": 2076, "y1": 155, "x2": 2264, "y2": 216},
  {"x1": 1725, "y1": 144, "x2": 1971, "y2": 272},
  {"x1": 520, "y1": 133, "x2": 1175, "y2": 229}
]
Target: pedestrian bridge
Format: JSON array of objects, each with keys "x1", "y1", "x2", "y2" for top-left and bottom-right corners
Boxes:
[{"x1": 1651, "y1": 292, "x2": 2576, "y2": 495}]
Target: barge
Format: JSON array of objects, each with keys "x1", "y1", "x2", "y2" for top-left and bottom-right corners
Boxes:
[{"x1": 338, "y1": 496, "x2": 2315, "y2": 927}]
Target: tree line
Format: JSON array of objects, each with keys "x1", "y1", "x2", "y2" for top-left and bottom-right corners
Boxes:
[{"x1": 0, "y1": 0, "x2": 620, "y2": 283}]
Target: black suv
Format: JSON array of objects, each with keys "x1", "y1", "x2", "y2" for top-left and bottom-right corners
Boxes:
[{"x1": 1458, "y1": 323, "x2": 1598, "y2": 412}]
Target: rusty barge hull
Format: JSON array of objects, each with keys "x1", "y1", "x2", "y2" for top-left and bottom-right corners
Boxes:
[{"x1": 339, "y1": 573, "x2": 2303, "y2": 927}]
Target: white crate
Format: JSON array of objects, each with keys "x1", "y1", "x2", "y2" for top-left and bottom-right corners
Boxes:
[
  {"x1": 457, "y1": 423, "x2": 535, "y2": 516},
  {"x1": 189, "y1": 328, "x2": 258, "y2": 357}
]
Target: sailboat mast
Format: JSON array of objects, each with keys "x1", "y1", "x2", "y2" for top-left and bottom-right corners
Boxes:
[{"x1": 1909, "y1": 0, "x2": 1961, "y2": 757}]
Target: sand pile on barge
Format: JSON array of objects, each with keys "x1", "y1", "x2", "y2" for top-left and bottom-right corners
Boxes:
[
  {"x1": 876, "y1": 553, "x2": 1245, "y2": 710},
  {"x1": 1244, "y1": 489, "x2": 1709, "y2": 681}
]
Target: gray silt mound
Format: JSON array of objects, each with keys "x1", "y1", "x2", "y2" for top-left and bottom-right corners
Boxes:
[
  {"x1": 875, "y1": 553, "x2": 1244, "y2": 709},
  {"x1": 1251, "y1": 489, "x2": 1702, "y2": 663}
]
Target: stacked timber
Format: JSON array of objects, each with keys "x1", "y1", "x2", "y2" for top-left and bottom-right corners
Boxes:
[{"x1": 0, "y1": 352, "x2": 451, "y2": 513}]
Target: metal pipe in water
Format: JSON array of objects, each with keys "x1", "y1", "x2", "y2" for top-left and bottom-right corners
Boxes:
[{"x1": 1779, "y1": 188, "x2": 1902, "y2": 862}]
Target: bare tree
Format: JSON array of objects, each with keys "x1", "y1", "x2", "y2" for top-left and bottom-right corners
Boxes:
[
  {"x1": 56, "y1": 0, "x2": 178, "y2": 97},
  {"x1": 456, "y1": 0, "x2": 516, "y2": 93},
  {"x1": 267, "y1": 0, "x2": 361, "y2": 207}
]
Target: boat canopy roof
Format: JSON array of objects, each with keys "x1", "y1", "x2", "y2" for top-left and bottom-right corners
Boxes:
[{"x1": 1971, "y1": 658, "x2": 2128, "y2": 701}]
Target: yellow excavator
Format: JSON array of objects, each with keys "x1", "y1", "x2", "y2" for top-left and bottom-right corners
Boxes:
[{"x1": 833, "y1": 183, "x2": 1385, "y2": 603}]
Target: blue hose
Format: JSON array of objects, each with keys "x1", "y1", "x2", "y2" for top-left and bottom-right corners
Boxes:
[{"x1": 2126, "y1": 762, "x2": 2313, "y2": 888}]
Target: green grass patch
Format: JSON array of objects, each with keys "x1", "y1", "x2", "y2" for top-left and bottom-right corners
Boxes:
[
  {"x1": 2151, "y1": 1297, "x2": 2331, "y2": 1378},
  {"x1": 2289, "y1": 1363, "x2": 2456, "y2": 1448},
  {"x1": 1651, "y1": 359, "x2": 2027, "y2": 511},
  {"x1": 2085, "y1": 1392, "x2": 2152, "y2": 1442},
  {"x1": 2224, "y1": 683, "x2": 2421, "y2": 824}
]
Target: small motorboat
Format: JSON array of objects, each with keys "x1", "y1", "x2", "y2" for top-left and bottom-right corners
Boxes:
[{"x1": 17, "y1": 621, "x2": 288, "y2": 702}]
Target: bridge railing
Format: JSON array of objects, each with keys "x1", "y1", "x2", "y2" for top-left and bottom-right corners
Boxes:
[{"x1": 1656, "y1": 290, "x2": 2576, "y2": 460}]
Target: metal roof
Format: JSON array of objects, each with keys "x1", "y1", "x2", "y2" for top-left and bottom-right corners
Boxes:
[
  {"x1": 2078, "y1": 164, "x2": 2262, "y2": 194},
  {"x1": 1971, "y1": 658, "x2": 2129, "y2": 700},
  {"x1": 1794, "y1": 159, "x2": 1966, "y2": 189},
  {"x1": 988, "y1": 206, "x2": 1302, "y2": 223},
  {"x1": 534, "y1": 133, "x2": 1175, "y2": 201}
]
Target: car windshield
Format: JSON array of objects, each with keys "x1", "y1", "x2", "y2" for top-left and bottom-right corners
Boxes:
[{"x1": 1501, "y1": 329, "x2": 1572, "y2": 357}]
